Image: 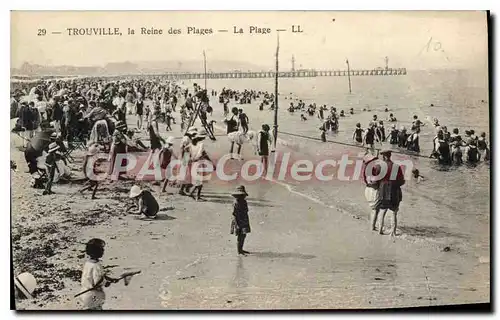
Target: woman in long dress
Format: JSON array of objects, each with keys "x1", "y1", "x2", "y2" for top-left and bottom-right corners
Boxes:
[{"x1": 187, "y1": 131, "x2": 214, "y2": 201}]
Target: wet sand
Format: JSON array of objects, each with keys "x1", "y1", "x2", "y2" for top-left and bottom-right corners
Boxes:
[{"x1": 11, "y1": 113, "x2": 489, "y2": 310}]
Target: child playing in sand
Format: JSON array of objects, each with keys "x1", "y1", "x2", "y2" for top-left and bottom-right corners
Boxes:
[
  {"x1": 412, "y1": 168, "x2": 425, "y2": 183},
  {"x1": 79, "y1": 238, "x2": 118, "y2": 310},
  {"x1": 128, "y1": 185, "x2": 159, "y2": 219},
  {"x1": 230, "y1": 186, "x2": 251, "y2": 255}
]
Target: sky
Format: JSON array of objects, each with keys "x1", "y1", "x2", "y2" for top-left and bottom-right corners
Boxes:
[{"x1": 11, "y1": 11, "x2": 488, "y2": 71}]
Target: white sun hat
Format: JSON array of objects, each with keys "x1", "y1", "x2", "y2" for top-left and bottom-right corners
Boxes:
[
  {"x1": 14, "y1": 272, "x2": 37, "y2": 299},
  {"x1": 165, "y1": 136, "x2": 175, "y2": 145},
  {"x1": 86, "y1": 144, "x2": 100, "y2": 156},
  {"x1": 129, "y1": 185, "x2": 143, "y2": 198}
]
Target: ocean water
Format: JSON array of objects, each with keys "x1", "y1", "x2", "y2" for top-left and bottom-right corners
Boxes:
[{"x1": 194, "y1": 69, "x2": 490, "y2": 256}]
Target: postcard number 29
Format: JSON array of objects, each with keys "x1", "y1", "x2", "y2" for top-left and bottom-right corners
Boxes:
[{"x1": 37, "y1": 29, "x2": 46, "y2": 36}]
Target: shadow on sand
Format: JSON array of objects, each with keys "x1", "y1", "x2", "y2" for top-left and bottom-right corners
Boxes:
[
  {"x1": 399, "y1": 225, "x2": 466, "y2": 239},
  {"x1": 202, "y1": 193, "x2": 273, "y2": 203},
  {"x1": 248, "y1": 251, "x2": 316, "y2": 260},
  {"x1": 201, "y1": 197, "x2": 275, "y2": 208},
  {"x1": 155, "y1": 214, "x2": 176, "y2": 221}
]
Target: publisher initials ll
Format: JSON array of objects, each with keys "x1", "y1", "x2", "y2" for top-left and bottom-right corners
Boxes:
[{"x1": 292, "y1": 25, "x2": 303, "y2": 33}]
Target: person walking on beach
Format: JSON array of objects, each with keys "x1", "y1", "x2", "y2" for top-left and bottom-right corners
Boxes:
[
  {"x1": 373, "y1": 150, "x2": 405, "y2": 236},
  {"x1": 79, "y1": 144, "x2": 100, "y2": 199},
  {"x1": 187, "y1": 130, "x2": 214, "y2": 201},
  {"x1": 79, "y1": 238, "x2": 119, "y2": 310},
  {"x1": 230, "y1": 185, "x2": 251, "y2": 255},
  {"x1": 43, "y1": 142, "x2": 62, "y2": 195},
  {"x1": 147, "y1": 118, "x2": 165, "y2": 153},
  {"x1": 178, "y1": 128, "x2": 197, "y2": 196},
  {"x1": 108, "y1": 121, "x2": 128, "y2": 177},
  {"x1": 160, "y1": 137, "x2": 175, "y2": 193},
  {"x1": 362, "y1": 153, "x2": 381, "y2": 231},
  {"x1": 135, "y1": 97, "x2": 144, "y2": 130},
  {"x1": 224, "y1": 107, "x2": 240, "y2": 134},
  {"x1": 238, "y1": 108, "x2": 249, "y2": 134},
  {"x1": 257, "y1": 124, "x2": 272, "y2": 174},
  {"x1": 128, "y1": 185, "x2": 159, "y2": 219}
]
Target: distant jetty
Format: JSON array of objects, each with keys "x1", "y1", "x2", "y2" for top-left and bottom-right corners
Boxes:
[{"x1": 165, "y1": 68, "x2": 407, "y2": 80}]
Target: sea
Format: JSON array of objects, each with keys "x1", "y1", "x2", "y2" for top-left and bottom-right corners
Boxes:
[{"x1": 187, "y1": 68, "x2": 490, "y2": 258}]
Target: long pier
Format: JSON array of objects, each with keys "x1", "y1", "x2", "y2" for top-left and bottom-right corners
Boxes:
[{"x1": 164, "y1": 68, "x2": 407, "y2": 80}]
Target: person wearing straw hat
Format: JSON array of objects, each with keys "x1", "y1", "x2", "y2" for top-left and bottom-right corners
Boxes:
[
  {"x1": 128, "y1": 185, "x2": 159, "y2": 219},
  {"x1": 108, "y1": 121, "x2": 128, "y2": 177},
  {"x1": 42, "y1": 142, "x2": 62, "y2": 195},
  {"x1": 160, "y1": 136, "x2": 176, "y2": 193},
  {"x1": 187, "y1": 130, "x2": 214, "y2": 201},
  {"x1": 79, "y1": 144, "x2": 100, "y2": 199},
  {"x1": 230, "y1": 185, "x2": 251, "y2": 255},
  {"x1": 373, "y1": 149, "x2": 405, "y2": 236},
  {"x1": 14, "y1": 272, "x2": 37, "y2": 300}
]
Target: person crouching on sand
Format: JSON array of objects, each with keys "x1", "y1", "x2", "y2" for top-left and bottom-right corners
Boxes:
[
  {"x1": 128, "y1": 185, "x2": 159, "y2": 219},
  {"x1": 230, "y1": 186, "x2": 251, "y2": 255},
  {"x1": 79, "y1": 238, "x2": 118, "y2": 310}
]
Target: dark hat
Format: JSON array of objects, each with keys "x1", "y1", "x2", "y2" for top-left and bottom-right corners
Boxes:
[
  {"x1": 231, "y1": 185, "x2": 248, "y2": 197},
  {"x1": 262, "y1": 124, "x2": 270, "y2": 131},
  {"x1": 379, "y1": 149, "x2": 392, "y2": 156}
]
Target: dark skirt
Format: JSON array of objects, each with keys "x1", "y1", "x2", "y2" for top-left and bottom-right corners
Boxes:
[
  {"x1": 376, "y1": 181, "x2": 402, "y2": 211},
  {"x1": 230, "y1": 218, "x2": 251, "y2": 236}
]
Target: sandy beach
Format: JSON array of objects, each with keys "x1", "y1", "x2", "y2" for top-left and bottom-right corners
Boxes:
[{"x1": 11, "y1": 115, "x2": 489, "y2": 310}]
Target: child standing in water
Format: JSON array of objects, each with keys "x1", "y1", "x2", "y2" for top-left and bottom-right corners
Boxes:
[
  {"x1": 230, "y1": 186, "x2": 251, "y2": 255},
  {"x1": 352, "y1": 123, "x2": 363, "y2": 144},
  {"x1": 387, "y1": 124, "x2": 399, "y2": 145},
  {"x1": 319, "y1": 124, "x2": 327, "y2": 142}
]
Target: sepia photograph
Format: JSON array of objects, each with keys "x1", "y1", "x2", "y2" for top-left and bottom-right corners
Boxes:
[{"x1": 9, "y1": 11, "x2": 490, "y2": 310}]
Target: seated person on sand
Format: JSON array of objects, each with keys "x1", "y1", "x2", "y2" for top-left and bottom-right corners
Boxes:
[
  {"x1": 125, "y1": 130, "x2": 148, "y2": 152},
  {"x1": 128, "y1": 185, "x2": 159, "y2": 220}
]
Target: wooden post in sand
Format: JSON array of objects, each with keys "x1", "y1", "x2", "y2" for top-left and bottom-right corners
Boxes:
[
  {"x1": 203, "y1": 50, "x2": 207, "y2": 90},
  {"x1": 273, "y1": 33, "x2": 280, "y2": 149},
  {"x1": 346, "y1": 58, "x2": 352, "y2": 94}
]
